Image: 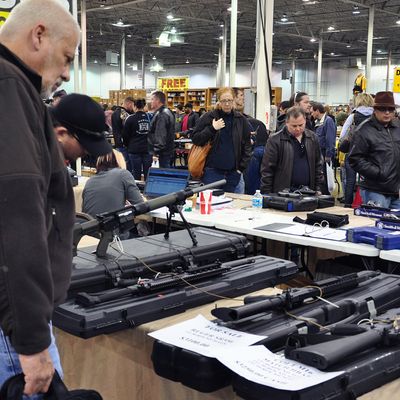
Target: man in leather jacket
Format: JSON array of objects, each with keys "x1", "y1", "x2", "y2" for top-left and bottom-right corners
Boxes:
[
  {"x1": 348, "y1": 91, "x2": 400, "y2": 208},
  {"x1": 260, "y1": 107, "x2": 324, "y2": 194}
]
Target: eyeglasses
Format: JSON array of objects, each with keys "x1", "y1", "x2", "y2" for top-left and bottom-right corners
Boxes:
[
  {"x1": 375, "y1": 107, "x2": 395, "y2": 113},
  {"x1": 220, "y1": 99, "x2": 234, "y2": 104}
]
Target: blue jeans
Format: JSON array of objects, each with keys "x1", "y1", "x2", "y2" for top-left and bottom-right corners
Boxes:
[
  {"x1": 245, "y1": 145, "x2": 264, "y2": 195},
  {"x1": 234, "y1": 174, "x2": 245, "y2": 194},
  {"x1": 360, "y1": 189, "x2": 400, "y2": 209},
  {"x1": 115, "y1": 147, "x2": 132, "y2": 171},
  {"x1": 344, "y1": 155, "x2": 357, "y2": 206},
  {"x1": 0, "y1": 325, "x2": 62, "y2": 399},
  {"x1": 158, "y1": 153, "x2": 173, "y2": 169},
  {"x1": 202, "y1": 168, "x2": 241, "y2": 193},
  {"x1": 129, "y1": 153, "x2": 152, "y2": 180}
]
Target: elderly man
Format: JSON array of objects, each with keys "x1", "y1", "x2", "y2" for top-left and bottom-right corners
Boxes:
[
  {"x1": 349, "y1": 91, "x2": 400, "y2": 208},
  {"x1": 0, "y1": 1, "x2": 94, "y2": 397},
  {"x1": 260, "y1": 107, "x2": 324, "y2": 194}
]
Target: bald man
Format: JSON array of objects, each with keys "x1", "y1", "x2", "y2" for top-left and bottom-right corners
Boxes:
[{"x1": 0, "y1": 1, "x2": 81, "y2": 396}]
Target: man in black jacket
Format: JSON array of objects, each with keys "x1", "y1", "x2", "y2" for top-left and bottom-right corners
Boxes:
[
  {"x1": 148, "y1": 90, "x2": 175, "y2": 168},
  {"x1": 0, "y1": 2, "x2": 109, "y2": 397},
  {"x1": 181, "y1": 102, "x2": 200, "y2": 136},
  {"x1": 260, "y1": 107, "x2": 324, "y2": 194},
  {"x1": 348, "y1": 91, "x2": 400, "y2": 208}
]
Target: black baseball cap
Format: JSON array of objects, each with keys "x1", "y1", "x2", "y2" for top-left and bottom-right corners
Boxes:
[{"x1": 51, "y1": 94, "x2": 112, "y2": 157}]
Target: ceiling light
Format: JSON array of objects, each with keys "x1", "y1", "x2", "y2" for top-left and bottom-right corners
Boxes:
[
  {"x1": 310, "y1": 37, "x2": 317, "y2": 42},
  {"x1": 377, "y1": 49, "x2": 382, "y2": 53},
  {"x1": 220, "y1": 24, "x2": 224, "y2": 27},
  {"x1": 327, "y1": 26, "x2": 335, "y2": 31},
  {"x1": 126, "y1": 63, "x2": 130, "y2": 66},
  {"x1": 330, "y1": 52, "x2": 335, "y2": 55},
  {"x1": 152, "y1": 56, "x2": 157, "y2": 60},
  {"x1": 170, "y1": 27, "x2": 177, "y2": 34},
  {"x1": 219, "y1": 35, "x2": 224, "y2": 40},
  {"x1": 93, "y1": 59, "x2": 98, "y2": 64},
  {"x1": 116, "y1": 19, "x2": 123, "y2": 26},
  {"x1": 302, "y1": 0, "x2": 310, "y2": 2},
  {"x1": 127, "y1": 34, "x2": 132, "y2": 38},
  {"x1": 281, "y1": 14, "x2": 288, "y2": 22},
  {"x1": 227, "y1": 7, "x2": 232, "y2": 12},
  {"x1": 346, "y1": 44, "x2": 351, "y2": 48},
  {"x1": 352, "y1": 6, "x2": 360, "y2": 15},
  {"x1": 185, "y1": 59, "x2": 190, "y2": 64},
  {"x1": 396, "y1": 19, "x2": 400, "y2": 25},
  {"x1": 111, "y1": 18, "x2": 132, "y2": 27},
  {"x1": 167, "y1": 14, "x2": 174, "y2": 20}
]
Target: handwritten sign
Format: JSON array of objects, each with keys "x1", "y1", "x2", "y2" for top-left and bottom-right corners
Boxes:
[
  {"x1": 148, "y1": 314, "x2": 265, "y2": 358},
  {"x1": 157, "y1": 77, "x2": 189, "y2": 91}
]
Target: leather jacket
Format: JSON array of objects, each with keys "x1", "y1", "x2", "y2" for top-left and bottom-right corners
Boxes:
[
  {"x1": 260, "y1": 127, "x2": 324, "y2": 194},
  {"x1": 348, "y1": 115, "x2": 400, "y2": 195}
]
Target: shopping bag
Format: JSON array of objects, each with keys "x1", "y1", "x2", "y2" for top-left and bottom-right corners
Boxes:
[
  {"x1": 326, "y1": 161, "x2": 335, "y2": 193},
  {"x1": 187, "y1": 142, "x2": 212, "y2": 179}
]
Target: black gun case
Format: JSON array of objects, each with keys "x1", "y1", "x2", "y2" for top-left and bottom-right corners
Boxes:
[
  {"x1": 151, "y1": 272, "x2": 400, "y2": 393},
  {"x1": 70, "y1": 227, "x2": 249, "y2": 296},
  {"x1": 54, "y1": 255, "x2": 298, "y2": 338}
]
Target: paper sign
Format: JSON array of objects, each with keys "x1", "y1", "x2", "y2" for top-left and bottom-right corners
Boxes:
[
  {"x1": 148, "y1": 315, "x2": 266, "y2": 358},
  {"x1": 393, "y1": 67, "x2": 400, "y2": 93},
  {"x1": 157, "y1": 77, "x2": 189, "y2": 91},
  {"x1": 216, "y1": 346, "x2": 344, "y2": 391}
]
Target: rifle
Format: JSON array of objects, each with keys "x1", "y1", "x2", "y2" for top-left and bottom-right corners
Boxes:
[
  {"x1": 75, "y1": 257, "x2": 257, "y2": 306},
  {"x1": 211, "y1": 271, "x2": 380, "y2": 322},
  {"x1": 73, "y1": 179, "x2": 226, "y2": 258},
  {"x1": 285, "y1": 307, "x2": 400, "y2": 370}
]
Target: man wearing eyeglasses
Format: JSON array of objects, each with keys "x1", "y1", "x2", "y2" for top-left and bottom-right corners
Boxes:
[{"x1": 348, "y1": 91, "x2": 400, "y2": 208}]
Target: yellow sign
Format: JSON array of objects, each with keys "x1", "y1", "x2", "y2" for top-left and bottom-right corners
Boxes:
[
  {"x1": 393, "y1": 67, "x2": 400, "y2": 93},
  {"x1": 0, "y1": 11, "x2": 10, "y2": 26},
  {"x1": 157, "y1": 77, "x2": 189, "y2": 91}
]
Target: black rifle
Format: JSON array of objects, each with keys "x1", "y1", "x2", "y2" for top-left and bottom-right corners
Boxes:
[
  {"x1": 73, "y1": 179, "x2": 226, "y2": 258},
  {"x1": 75, "y1": 258, "x2": 257, "y2": 306},
  {"x1": 285, "y1": 307, "x2": 400, "y2": 370},
  {"x1": 211, "y1": 270, "x2": 380, "y2": 321}
]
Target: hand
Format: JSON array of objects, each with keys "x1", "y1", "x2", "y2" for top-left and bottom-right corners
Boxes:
[
  {"x1": 19, "y1": 349, "x2": 54, "y2": 396},
  {"x1": 212, "y1": 118, "x2": 225, "y2": 131}
]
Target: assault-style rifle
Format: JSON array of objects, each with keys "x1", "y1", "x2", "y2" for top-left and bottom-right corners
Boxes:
[
  {"x1": 285, "y1": 307, "x2": 400, "y2": 370},
  {"x1": 73, "y1": 179, "x2": 226, "y2": 258},
  {"x1": 211, "y1": 271, "x2": 380, "y2": 322}
]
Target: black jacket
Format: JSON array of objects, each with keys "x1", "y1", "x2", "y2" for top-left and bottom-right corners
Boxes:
[
  {"x1": 111, "y1": 107, "x2": 131, "y2": 148},
  {"x1": 260, "y1": 127, "x2": 324, "y2": 194},
  {"x1": 0, "y1": 44, "x2": 75, "y2": 354},
  {"x1": 348, "y1": 115, "x2": 400, "y2": 195},
  {"x1": 148, "y1": 106, "x2": 175, "y2": 156},
  {"x1": 123, "y1": 111, "x2": 150, "y2": 154},
  {"x1": 191, "y1": 109, "x2": 252, "y2": 172}
]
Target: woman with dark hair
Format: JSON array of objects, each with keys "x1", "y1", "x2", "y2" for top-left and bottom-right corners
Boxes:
[
  {"x1": 289, "y1": 91, "x2": 314, "y2": 131},
  {"x1": 191, "y1": 87, "x2": 252, "y2": 193},
  {"x1": 123, "y1": 98, "x2": 152, "y2": 180},
  {"x1": 82, "y1": 150, "x2": 143, "y2": 221}
]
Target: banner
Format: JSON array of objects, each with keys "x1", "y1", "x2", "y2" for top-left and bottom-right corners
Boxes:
[
  {"x1": 393, "y1": 67, "x2": 400, "y2": 93},
  {"x1": 0, "y1": 0, "x2": 72, "y2": 26},
  {"x1": 157, "y1": 77, "x2": 189, "y2": 91}
]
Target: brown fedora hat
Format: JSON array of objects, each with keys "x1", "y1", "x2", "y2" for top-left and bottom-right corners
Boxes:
[{"x1": 373, "y1": 91, "x2": 396, "y2": 108}]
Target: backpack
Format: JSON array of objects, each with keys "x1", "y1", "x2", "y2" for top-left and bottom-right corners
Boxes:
[
  {"x1": 0, "y1": 371, "x2": 102, "y2": 400},
  {"x1": 338, "y1": 118, "x2": 356, "y2": 153}
]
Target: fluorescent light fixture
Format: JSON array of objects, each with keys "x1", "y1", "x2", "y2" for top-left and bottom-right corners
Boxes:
[
  {"x1": 152, "y1": 55, "x2": 157, "y2": 60},
  {"x1": 281, "y1": 14, "x2": 288, "y2": 22},
  {"x1": 185, "y1": 59, "x2": 190, "y2": 64},
  {"x1": 352, "y1": 6, "x2": 360, "y2": 14},
  {"x1": 220, "y1": 24, "x2": 224, "y2": 27},
  {"x1": 377, "y1": 49, "x2": 382, "y2": 53},
  {"x1": 170, "y1": 27, "x2": 177, "y2": 34},
  {"x1": 227, "y1": 7, "x2": 232, "y2": 11},
  {"x1": 167, "y1": 14, "x2": 174, "y2": 20},
  {"x1": 219, "y1": 35, "x2": 224, "y2": 40},
  {"x1": 396, "y1": 19, "x2": 400, "y2": 25},
  {"x1": 330, "y1": 52, "x2": 335, "y2": 55},
  {"x1": 127, "y1": 34, "x2": 132, "y2": 38},
  {"x1": 310, "y1": 37, "x2": 317, "y2": 42},
  {"x1": 346, "y1": 44, "x2": 351, "y2": 48},
  {"x1": 327, "y1": 26, "x2": 335, "y2": 31}
]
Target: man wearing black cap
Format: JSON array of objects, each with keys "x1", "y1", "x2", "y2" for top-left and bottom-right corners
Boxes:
[
  {"x1": 51, "y1": 93, "x2": 113, "y2": 160},
  {"x1": 349, "y1": 91, "x2": 400, "y2": 208}
]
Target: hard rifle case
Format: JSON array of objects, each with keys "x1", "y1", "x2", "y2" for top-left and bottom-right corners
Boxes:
[
  {"x1": 70, "y1": 227, "x2": 249, "y2": 296},
  {"x1": 53, "y1": 256, "x2": 298, "y2": 338},
  {"x1": 151, "y1": 272, "x2": 400, "y2": 393}
]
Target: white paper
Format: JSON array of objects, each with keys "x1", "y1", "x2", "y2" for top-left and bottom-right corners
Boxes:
[
  {"x1": 148, "y1": 315, "x2": 266, "y2": 358},
  {"x1": 216, "y1": 346, "x2": 344, "y2": 391}
]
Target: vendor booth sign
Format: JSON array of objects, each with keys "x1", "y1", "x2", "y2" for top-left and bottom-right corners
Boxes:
[{"x1": 157, "y1": 77, "x2": 189, "y2": 91}]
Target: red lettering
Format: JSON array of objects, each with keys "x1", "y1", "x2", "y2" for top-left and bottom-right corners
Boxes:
[
  {"x1": 180, "y1": 78, "x2": 186, "y2": 88},
  {"x1": 167, "y1": 79, "x2": 173, "y2": 88}
]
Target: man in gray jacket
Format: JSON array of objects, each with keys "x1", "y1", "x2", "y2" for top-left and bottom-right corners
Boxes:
[{"x1": 260, "y1": 107, "x2": 324, "y2": 194}]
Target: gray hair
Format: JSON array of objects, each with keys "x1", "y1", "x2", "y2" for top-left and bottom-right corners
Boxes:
[
  {"x1": 285, "y1": 106, "x2": 306, "y2": 121},
  {"x1": 0, "y1": 0, "x2": 80, "y2": 42}
]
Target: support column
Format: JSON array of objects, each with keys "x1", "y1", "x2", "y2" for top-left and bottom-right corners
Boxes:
[
  {"x1": 291, "y1": 59, "x2": 296, "y2": 95},
  {"x1": 216, "y1": 45, "x2": 222, "y2": 86},
  {"x1": 80, "y1": 0, "x2": 87, "y2": 94},
  {"x1": 221, "y1": 19, "x2": 228, "y2": 86},
  {"x1": 386, "y1": 49, "x2": 392, "y2": 92},
  {"x1": 366, "y1": 4, "x2": 375, "y2": 91},
  {"x1": 317, "y1": 38, "x2": 323, "y2": 101},
  {"x1": 72, "y1": 0, "x2": 79, "y2": 93},
  {"x1": 120, "y1": 34, "x2": 126, "y2": 90},
  {"x1": 229, "y1": 0, "x2": 238, "y2": 87},
  {"x1": 141, "y1": 53, "x2": 146, "y2": 89},
  {"x1": 255, "y1": 0, "x2": 274, "y2": 124}
]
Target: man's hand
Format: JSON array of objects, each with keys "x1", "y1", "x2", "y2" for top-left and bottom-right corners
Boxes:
[
  {"x1": 212, "y1": 118, "x2": 225, "y2": 131},
  {"x1": 19, "y1": 349, "x2": 54, "y2": 396}
]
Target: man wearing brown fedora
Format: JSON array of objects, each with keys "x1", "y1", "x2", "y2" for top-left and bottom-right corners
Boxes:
[{"x1": 348, "y1": 91, "x2": 400, "y2": 208}]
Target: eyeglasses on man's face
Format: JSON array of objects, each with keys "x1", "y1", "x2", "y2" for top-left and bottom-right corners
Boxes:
[
  {"x1": 375, "y1": 107, "x2": 395, "y2": 113},
  {"x1": 220, "y1": 99, "x2": 234, "y2": 104}
]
